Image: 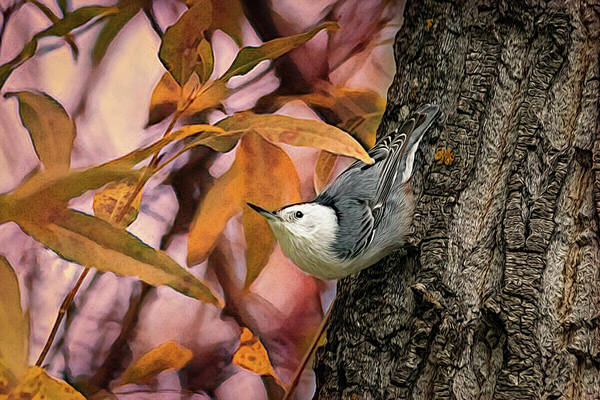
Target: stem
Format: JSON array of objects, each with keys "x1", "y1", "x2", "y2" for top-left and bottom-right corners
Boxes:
[
  {"x1": 282, "y1": 296, "x2": 336, "y2": 400},
  {"x1": 35, "y1": 267, "x2": 90, "y2": 367}
]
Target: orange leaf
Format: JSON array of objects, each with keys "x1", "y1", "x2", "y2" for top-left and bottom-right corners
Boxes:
[
  {"x1": 119, "y1": 341, "x2": 193, "y2": 386},
  {"x1": 187, "y1": 155, "x2": 245, "y2": 266},
  {"x1": 240, "y1": 133, "x2": 301, "y2": 287},
  {"x1": 434, "y1": 148, "x2": 454, "y2": 165},
  {"x1": 187, "y1": 133, "x2": 301, "y2": 288},
  {"x1": 313, "y1": 151, "x2": 337, "y2": 195},
  {"x1": 233, "y1": 328, "x2": 283, "y2": 387},
  {"x1": 217, "y1": 112, "x2": 373, "y2": 164}
]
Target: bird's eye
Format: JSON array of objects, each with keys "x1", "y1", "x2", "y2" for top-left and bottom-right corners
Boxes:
[{"x1": 295, "y1": 211, "x2": 303, "y2": 219}]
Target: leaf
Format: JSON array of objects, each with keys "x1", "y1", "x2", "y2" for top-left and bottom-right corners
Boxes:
[
  {"x1": 220, "y1": 22, "x2": 339, "y2": 82},
  {"x1": 187, "y1": 154, "x2": 245, "y2": 266},
  {"x1": 278, "y1": 85, "x2": 384, "y2": 148},
  {"x1": 217, "y1": 112, "x2": 373, "y2": 164},
  {"x1": 146, "y1": 73, "x2": 180, "y2": 126},
  {"x1": 195, "y1": 38, "x2": 214, "y2": 83},
  {"x1": 313, "y1": 151, "x2": 337, "y2": 194},
  {"x1": 119, "y1": 341, "x2": 193, "y2": 386},
  {"x1": 209, "y1": 0, "x2": 244, "y2": 45},
  {"x1": 146, "y1": 74, "x2": 227, "y2": 126},
  {"x1": 240, "y1": 134, "x2": 301, "y2": 287},
  {"x1": 159, "y1": 0, "x2": 212, "y2": 86},
  {"x1": 173, "y1": 124, "x2": 239, "y2": 153},
  {"x1": 93, "y1": 180, "x2": 142, "y2": 227},
  {"x1": 233, "y1": 328, "x2": 283, "y2": 387},
  {"x1": 92, "y1": 0, "x2": 141, "y2": 65},
  {"x1": 36, "y1": 6, "x2": 118, "y2": 37},
  {"x1": 0, "y1": 6, "x2": 117, "y2": 90},
  {"x1": 6, "y1": 366, "x2": 84, "y2": 400},
  {"x1": 0, "y1": 257, "x2": 28, "y2": 383},
  {"x1": 434, "y1": 148, "x2": 455, "y2": 165},
  {"x1": 17, "y1": 209, "x2": 220, "y2": 304},
  {"x1": 5, "y1": 91, "x2": 76, "y2": 172},
  {"x1": 187, "y1": 133, "x2": 301, "y2": 287}
]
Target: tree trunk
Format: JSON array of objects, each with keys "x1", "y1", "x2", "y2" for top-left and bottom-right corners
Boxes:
[{"x1": 314, "y1": 1, "x2": 600, "y2": 399}]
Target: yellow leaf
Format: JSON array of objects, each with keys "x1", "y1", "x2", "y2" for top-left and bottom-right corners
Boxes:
[
  {"x1": 119, "y1": 341, "x2": 193, "y2": 386},
  {"x1": 5, "y1": 91, "x2": 76, "y2": 172},
  {"x1": 7, "y1": 366, "x2": 85, "y2": 400},
  {"x1": 93, "y1": 180, "x2": 142, "y2": 227},
  {"x1": 219, "y1": 22, "x2": 339, "y2": 81},
  {"x1": 233, "y1": 328, "x2": 282, "y2": 386},
  {"x1": 159, "y1": 0, "x2": 212, "y2": 86},
  {"x1": 313, "y1": 151, "x2": 337, "y2": 194},
  {"x1": 0, "y1": 256, "x2": 28, "y2": 384},
  {"x1": 18, "y1": 210, "x2": 220, "y2": 305},
  {"x1": 217, "y1": 112, "x2": 373, "y2": 164}
]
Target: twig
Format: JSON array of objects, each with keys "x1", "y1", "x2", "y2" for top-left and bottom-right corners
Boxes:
[
  {"x1": 282, "y1": 296, "x2": 336, "y2": 400},
  {"x1": 35, "y1": 267, "x2": 90, "y2": 366}
]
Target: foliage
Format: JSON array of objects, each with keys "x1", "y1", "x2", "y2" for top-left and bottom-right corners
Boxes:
[{"x1": 0, "y1": 0, "x2": 393, "y2": 397}]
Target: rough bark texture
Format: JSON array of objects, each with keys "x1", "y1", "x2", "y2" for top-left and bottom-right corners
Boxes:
[{"x1": 314, "y1": 1, "x2": 600, "y2": 399}]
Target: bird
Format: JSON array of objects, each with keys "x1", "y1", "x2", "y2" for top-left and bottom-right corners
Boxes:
[{"x1": 247, "y1": 104, "x2": 441, "y2": 280}]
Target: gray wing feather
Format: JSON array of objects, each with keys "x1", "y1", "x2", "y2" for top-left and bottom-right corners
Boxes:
[{"x1": 317, "y1": 104, "x2": 440, "y2": 260}]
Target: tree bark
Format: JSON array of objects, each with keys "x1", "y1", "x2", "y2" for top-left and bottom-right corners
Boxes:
[{"x1": 314, "y1": 1, "x2": 600, "y2": 399}]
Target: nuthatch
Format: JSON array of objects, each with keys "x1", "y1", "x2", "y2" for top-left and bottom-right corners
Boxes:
[{"x1": 248, "y1": 105, "x2": 440, "y2": 279}]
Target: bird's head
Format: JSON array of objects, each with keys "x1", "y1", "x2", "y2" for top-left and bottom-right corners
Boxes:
[{"x1": 246, "y1": 202, "x2": 337, "y2": 244}]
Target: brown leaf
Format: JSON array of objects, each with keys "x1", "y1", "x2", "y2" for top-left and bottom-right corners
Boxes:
[
  {"x1": 209, "y1": 0, "x2": 244, "y2": 45},
  {"x1": 217, "y1": 112, "x2": 373, "y2": 164},
  {"x1": 119, "y1": 341, "x2": 193, "y2": 386},
  {"x1": 146, "y1": 75, "x2": 227, "y2": 127},
  {"x1": 313, "y1": 151, "x2": 337, "y2": 195},
  {"x1": 159, "y1": 0, "x2": 212, "y2": 86},
  {"x1": 233, "y1": 328, "x2": 284, "y2": 387}
]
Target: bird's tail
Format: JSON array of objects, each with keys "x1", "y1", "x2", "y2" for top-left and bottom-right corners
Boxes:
[{"x1": 399, "y1": 104, "x2": 441, "y2": 183}]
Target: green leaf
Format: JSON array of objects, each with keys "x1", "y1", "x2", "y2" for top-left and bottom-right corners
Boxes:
[
  {"x1": 0, "y1": 6, "x2": 117, "y2": 90},
  {"x1": 17, "y1": 210, "x2": 220, "y2": 305},
  {"x1": 0, "y1": 256, "x2": 29, "y2": 382},
  {"x1": 0, "y1": 40, "x2": 38, "y2": 91},
  {"x1": 159, "y1": 0, "x2": 212, "y2": 86},
  {"x1": 194, "y1": 38, "x2": 214, "y2": 83},
  {"x1": 219, "y1": 22, "x2": 339, "y2": 82},
  {"x1": 92, "y1": 1, "x2": 141, "y2": 66},
  {"x1": 36, "y1": 6, "x2": 118, "y2": 37},
  {"x1": 5, "y1": 91, "x2": 76, "y2": 172}
]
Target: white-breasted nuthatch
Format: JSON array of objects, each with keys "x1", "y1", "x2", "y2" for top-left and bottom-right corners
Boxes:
[{"x1": 247, "y1": 104, "x2": 440, "y2": 280}]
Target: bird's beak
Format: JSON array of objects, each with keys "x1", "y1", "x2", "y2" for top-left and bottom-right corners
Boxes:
[{"x1": 247, "y1": 203, "x2": 277, "y2": 220}]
